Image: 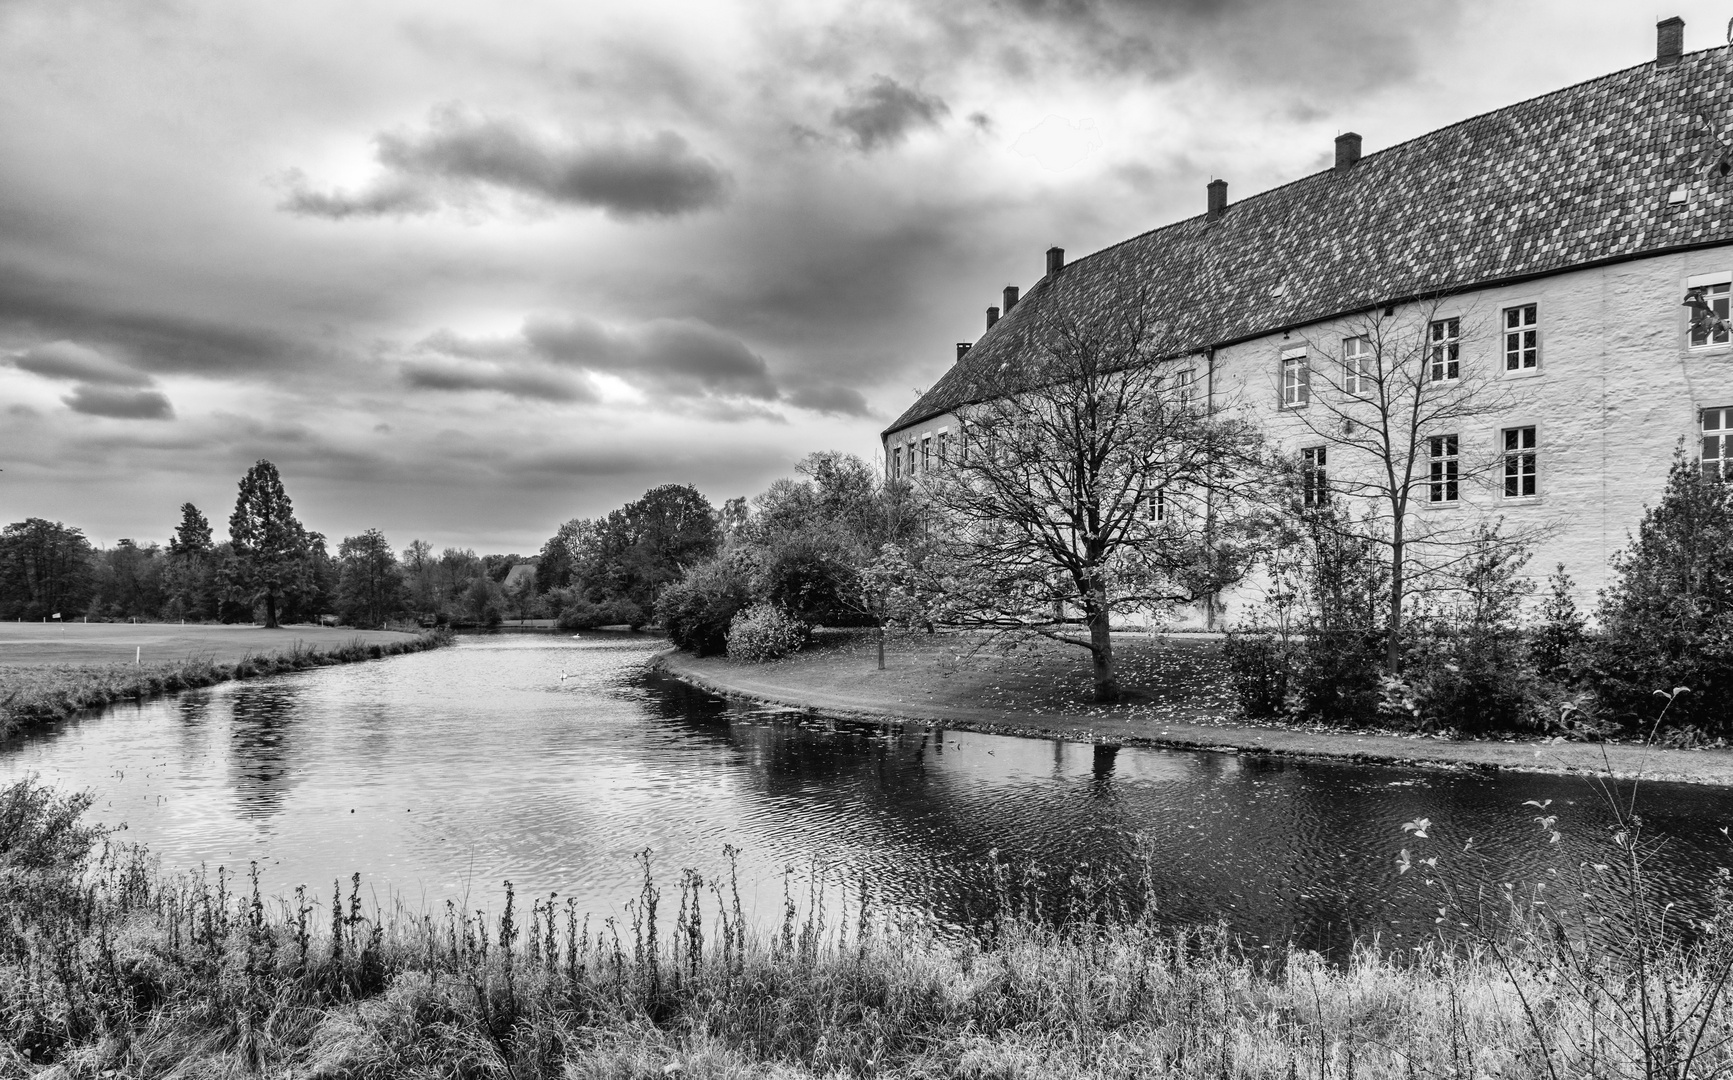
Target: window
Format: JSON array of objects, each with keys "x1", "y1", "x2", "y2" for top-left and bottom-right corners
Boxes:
[
  {"x1": 1690, "y1": 282, "x2": 1732, "y2": 348},
  {"x1": 1302, "y1": 446, "x2": 1327, "y2": 507},
  {"x1": 1503, "y1": 426, "x2": 1537, "y2": 497},
  {"x1": 892, "y1": 445, "x2": 902, "y2": 479},
  {"x1": 1503, "y1": 305, "x2": 1538, "y2": 371},
  {"x1": 1177, "y1": 366, "x2": 1197, "y2": 408},
  {"x1": 921, "y1": 435, "x2": 932, "y2": 472},
  {"x1": 907, "y1": 441, "x2": 919, "y2": 477},
  {"x1": 937, "y1": 430, "x2": 950, "y2": 467},
  {"x1": 1344, "y1": 336, "x2": 1373, "y2": 395},
  {"x1": 1144, "y1": 487, "x2": 1167, "y2": 523},
  {"x1": 1428, "y1": 434, "x2": 1459, "y2": 503},
  {"x1": 1281, "y1": 352, "x2": 1310, "y2": 408},
  {"x1": 1704, "y1": 408, "x2": 1733, "y2": 479},
  {"x1": 1428, "y1": 318, "x2": 1460, "y2": 381}
]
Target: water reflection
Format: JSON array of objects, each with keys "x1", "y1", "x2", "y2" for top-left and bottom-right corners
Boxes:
[{"x1": 2, "y1": 634, "x2": 1732, "y2": 960}]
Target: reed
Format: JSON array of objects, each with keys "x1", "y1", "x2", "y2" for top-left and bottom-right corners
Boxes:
[
  {"x1": 3, "y1": 775, "x2": 1731, "y2": 1079},
  {"x1": 0, "y1": 629, "x2": 454, "y2": 738}
]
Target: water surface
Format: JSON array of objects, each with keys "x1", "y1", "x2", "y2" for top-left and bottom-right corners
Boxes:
[{"x1": 5, "y1": 635, "x2": 1732, "y2": 954}]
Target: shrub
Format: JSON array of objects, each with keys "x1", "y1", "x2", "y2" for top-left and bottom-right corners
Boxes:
[
  {"x1": 725, "y1": 604, "x2": 807, "y2": 662},
  {"x1": 1221, "y1": 631, "x2": 1293, "y2": 719},
  {"x1": 557, "y1": 596, "x2": 646, "y2": 630},
  {"x1": 656, "y1": 554, "x2": 755, "y2": 656},
  {"x1": 1529, "y1": 564, "x2": 1587, "y2": 678},
  {"x1": 1589, "y1": 450, "x2": 1733, "y2": 732}
]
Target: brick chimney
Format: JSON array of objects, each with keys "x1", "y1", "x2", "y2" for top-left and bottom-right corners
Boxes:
[
  {"x1": 1003, "y1": 285, "x2": 1019, "y2": 312},
  {"x1": 987, "y1": 305, "x2": 1000, "y2": 329},
  {"x1": 956, "y1": 342, "x2": 971, "y2": 362},
  {"x1": 1207, "y1": 179, "x2": 1228, "y2": 219},
  {"x1": 1658, "y1": 16, "x2": 1684, "y2": 67},
  {"x1": 1335, "y1": 132, "x2": 1362, "y2": 171},
  {"x1": 1046, "y1": 246, "x2": 1065, "y2": 277}
]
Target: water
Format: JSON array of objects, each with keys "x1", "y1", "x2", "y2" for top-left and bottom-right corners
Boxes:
[{"x1": 6, "y1": 634, "x2": 1733, "y2": 954}]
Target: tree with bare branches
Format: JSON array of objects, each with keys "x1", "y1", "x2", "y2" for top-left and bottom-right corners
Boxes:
[
  {"x1": 883, "y1": 302, "x2": 1261, "y2": 703},
  {"x1": 1277, "y1": 299, "x2": 1538, "y2": 671}
]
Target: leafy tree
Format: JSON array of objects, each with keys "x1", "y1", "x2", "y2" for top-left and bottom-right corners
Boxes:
[
  {"x1": 226, "y1": 460, "x2": 312, "y2": 628},
  {"x1": 168, "y1": 503, "x2": 213, "y2": 558},
  {"x1": 1589, "y1": 449, "x2": 1733, "y2": 731},
  {"x1": 164, "y1": 503, "x2": 218, "y2": 621},
  {"x1": 542, "y1": 485, "x2": 720, "y2": 626},
  {"x1": 1529, "y1": 564, "x2": 1587, "y2": 677},
  {"x1": 0, "y1": 519, "x2": 94, "y2": 620},
  {"x1": 89, "y1": 539, "x2": 166, "y2": 621},
  {"x1": 336, "y1": 529, "x2": 405, "y2": 628}
]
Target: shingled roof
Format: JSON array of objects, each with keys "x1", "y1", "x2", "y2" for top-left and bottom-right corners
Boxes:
[{"x1": 886, "y1": 46, "x2": 1733, "y2": 438}]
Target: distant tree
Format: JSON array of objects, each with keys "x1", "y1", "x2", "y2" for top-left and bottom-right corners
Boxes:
[
  {"x1": 89, "y1": 539, "x2": 166, "y2": 621},
  {"x1": 1589, "y1": 449, "x2": 1733, "y2": 731},
  {"x1": 336, "y1": 529, "x2": 405, "y2": 628},
  {"x1": 164, "y1": 503, "x2": 217, "y2": 621},
  {"x1": 463, "y1": 575, "x2": 506, "y2": 627},
  {"x1": 545, "y1": 486, "x2": 720, "y2": 626},
  {"x1": 226, "y1": 460, "x2": 312, "y2": 628},
  {"x1": 0, "y1": 519, "x2": 95, "y2": 621},
  {"x1": 168, "y1": 503, "x2": 213, "y2": 558},
  {"x1": 536, "y1": 519, "x2": 590, "y2": 594}
]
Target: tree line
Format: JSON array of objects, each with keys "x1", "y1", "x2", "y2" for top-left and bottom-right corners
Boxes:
[{"x1": 0, "y1": 461, "x2": 537, "y2": 629}]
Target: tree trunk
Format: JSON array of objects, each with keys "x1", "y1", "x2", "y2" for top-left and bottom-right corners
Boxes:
[
  {"x1": 264, "y1": 590, "x2": 279, "y2": 629},
  {"x1": 1086, "y1": 581, "x2": 1118, "y2": 703},
  {"x1": 1386, "y1": 521, "x2": 1403, "y2": 673}
]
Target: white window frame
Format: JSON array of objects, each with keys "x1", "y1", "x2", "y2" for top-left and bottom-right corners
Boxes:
[
  {"x1": 1703, "y1": 407, "x2": 1732, "y2": 479},
  {"x1": 1281, "y1": 349, "x2": 1310, "y2": 409},
  {"x1": 891, "y1": 445, "x2": 902, "y2": 479},
  {"x1": 1344, "y1": 336, "x2": 1373, "y2": 396},
  {"x1": 936, "y1": 428, "x2": 950, "y2": 467},
  {"x1": 1689, "y1": 272, "x2": 1732, "y2": 349},
  {"x1": 1503, "y1": 304, "x2": 1539, "y2": 373},
  {"x1": 1428, "y1": 318, "x2": 1460, "y2": 382},
  {"x1": 1428, "y1": 434, "x2": 1460, "y2": 504},
  {"x1": 1502, "y1": 426, "x2": 1537, "y2": 498},
  {"x1": 920, "y1": 435, "x2": 931, "y2": 472},
  {"x1": 1301, "y1": 446, "x2": 1327, "y2": 508},
  {"x1": 1177, "y1": 366, "x2": 1197, "y2": 409}
]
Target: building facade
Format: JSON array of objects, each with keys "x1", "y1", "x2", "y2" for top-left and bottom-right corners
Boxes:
[{"x1": 882, "y1": 20, "x2": 1733, "y2": 625}]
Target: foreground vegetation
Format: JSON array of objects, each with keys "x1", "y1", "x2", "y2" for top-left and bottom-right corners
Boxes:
[
  {"x1": 5, "y1": 777, "x2": 1732, "y2": 1079},
  {"x1": 0, "y1": 629, "x2": 452, "y2": 737}
]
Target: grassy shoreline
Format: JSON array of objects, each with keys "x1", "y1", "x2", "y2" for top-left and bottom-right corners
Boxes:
[
  {"x1": 2, "y1": 773, "x2": 1724, "y2": 1079},
  {"x1": 653, "y1": 631, "x2": 1733, "y2": 786},
  {"x1": 0, "y1": 627, "x2": 453, "y2": 738}
]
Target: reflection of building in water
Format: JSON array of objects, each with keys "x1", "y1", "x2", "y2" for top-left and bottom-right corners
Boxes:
[{"x1": 224, "y1": 683, "x2": 307, "y2": 819}]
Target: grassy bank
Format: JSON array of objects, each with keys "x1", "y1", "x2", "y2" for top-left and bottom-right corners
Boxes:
[
  {"x1": 0, "y1": 628, "x2": 453, "y2": 737},
  {"x1": 2, "y1": 779, "x2": 1728, "y2": 1079},
  {"x1": 657, "y1": 630, "x2": 1733, "y2": 786}
]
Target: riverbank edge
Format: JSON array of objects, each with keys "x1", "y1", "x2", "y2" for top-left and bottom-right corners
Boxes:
[
  {"x1": 651, "y1": 648, "x2": 1733, "y2": 788},
  {"x1": 0, "y1": 628, "x2": 454, "y2": 738}
]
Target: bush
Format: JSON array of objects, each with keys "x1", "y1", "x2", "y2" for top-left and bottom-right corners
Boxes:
[
  {"x1": 725, "y1": 604, "x2": 807, "y2": 662},
  {"x1": 656, "y1": 554, "x2": 755, "y2": 656},
  {"x1": 1221, "y1": 631, "x2": 1293, "y2": 719},
  {"x1": 1589, "y1": 450, "x2": 1733, "y2": 733},
  {"x1": 1529, "y1": 564, "x2": 1587, "y2": 678}
]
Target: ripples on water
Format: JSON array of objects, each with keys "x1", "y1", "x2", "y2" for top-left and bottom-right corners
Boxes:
[{"x1": 4, "y1": 634, "x2": 1733, "y2": 956}]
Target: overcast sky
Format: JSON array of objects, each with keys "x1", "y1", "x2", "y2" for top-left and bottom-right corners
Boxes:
[{"x1": 0, "y1": 0, "x2": 1717, "y2": 553}]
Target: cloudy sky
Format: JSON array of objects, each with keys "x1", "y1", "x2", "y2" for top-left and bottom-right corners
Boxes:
[{"x1": 0, "y1": 0, "x2": 1714, "y2": 552}]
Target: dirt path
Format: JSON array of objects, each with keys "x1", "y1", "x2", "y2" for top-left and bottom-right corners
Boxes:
[{"x1": 654, "y1": 631, "x2": 1733, "y2": 787}]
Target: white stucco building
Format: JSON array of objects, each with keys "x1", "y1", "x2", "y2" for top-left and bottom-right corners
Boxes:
[{"x1": 882, "y1": 19, "x2": 1733, "y2": 626}]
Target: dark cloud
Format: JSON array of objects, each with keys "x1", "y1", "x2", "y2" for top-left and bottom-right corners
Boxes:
[
  {"x1": 62, "y1": 384, "x2": 174, "y2": 420},
  {"x1": 787, "y1": 383, "x2": 872, "y2": 417},
  {"x1": 830, "y1": 77, "x2": 949, "y2": 151},
  {"x1": 401, "y1": 353, "x2": 597, "y2": 403},
  {"x1": 282, "y1": 109, "x2": 731, "y2": 221},
  {"x1": 13, "y1": 340, "x2": 152, "y2": 385}
]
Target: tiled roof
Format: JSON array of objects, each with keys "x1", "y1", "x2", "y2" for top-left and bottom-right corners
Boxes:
[{"x1": 886, "y1": 47, "x2": 1733, "y2": 437}]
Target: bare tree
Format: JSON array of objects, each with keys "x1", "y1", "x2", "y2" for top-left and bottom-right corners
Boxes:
[
  {"x1": 1279, "y1": 299, "x2": 1538, "y2": 671},
  {"x1": 887, "y1": 300, "x2": 1260, "y2": 702}
]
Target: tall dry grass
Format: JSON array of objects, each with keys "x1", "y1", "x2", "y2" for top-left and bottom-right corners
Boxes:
[
  {"x1": 4, "y1": 775, "x2": 1732, "y2": 1079},
  {"x1": 0, "y1": 629, "x2": 453, "y2": 737}
]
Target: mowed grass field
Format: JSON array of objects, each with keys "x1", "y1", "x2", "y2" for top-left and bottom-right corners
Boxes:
[{"x1": 0, "y1": 622, "x2": 419, "y2": 668}]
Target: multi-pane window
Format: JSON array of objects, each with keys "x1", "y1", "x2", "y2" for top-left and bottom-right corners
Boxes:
[
  {"x1": 937, "y1": 430, "x2": 950, "y2": 467},
  {"x1": 1691, "y1": 282, "x2": 1732, "y2": 347},
  {"x1": 1302, "y1": 446, "x2": 1327, "y2": 508},
  {"x1": 908, "y1": 441, "x2": 919, "y2": 477},
  {"x1": 1281, "y1": 353, "x2": 1310, "y2": 408},
  {"x1": 921, "y1": 435, "x2": 932, "y2": 472},
  {"x1": 1503, "y1": 427, "x2": 1537, "y2": 497},
  {"x1": 1428, "y1": 434, "x2": 1459, "y2": 503},
  {"x1": 892, "y1": 446, "x2": 903, "y2": 479},
  {"x1": 1344, "y1": 336, "x2": 1373, "y2": 395},
  {"x1": 1704, "y1": 408, "x2": 1733, "y2": 479},
  {"x1": 1428, "y1": 318, "x2": 1460, "y2": 381},
  {"x1": 1145, "y1": 487, "x2": 1167, "y2": 523},
  {"x1": 1177, "y1": 367, "x2": 1197, "y2": 408},
  {"x1": 1504, "y1": 305, "x2": 1538, "y2": 371}
]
